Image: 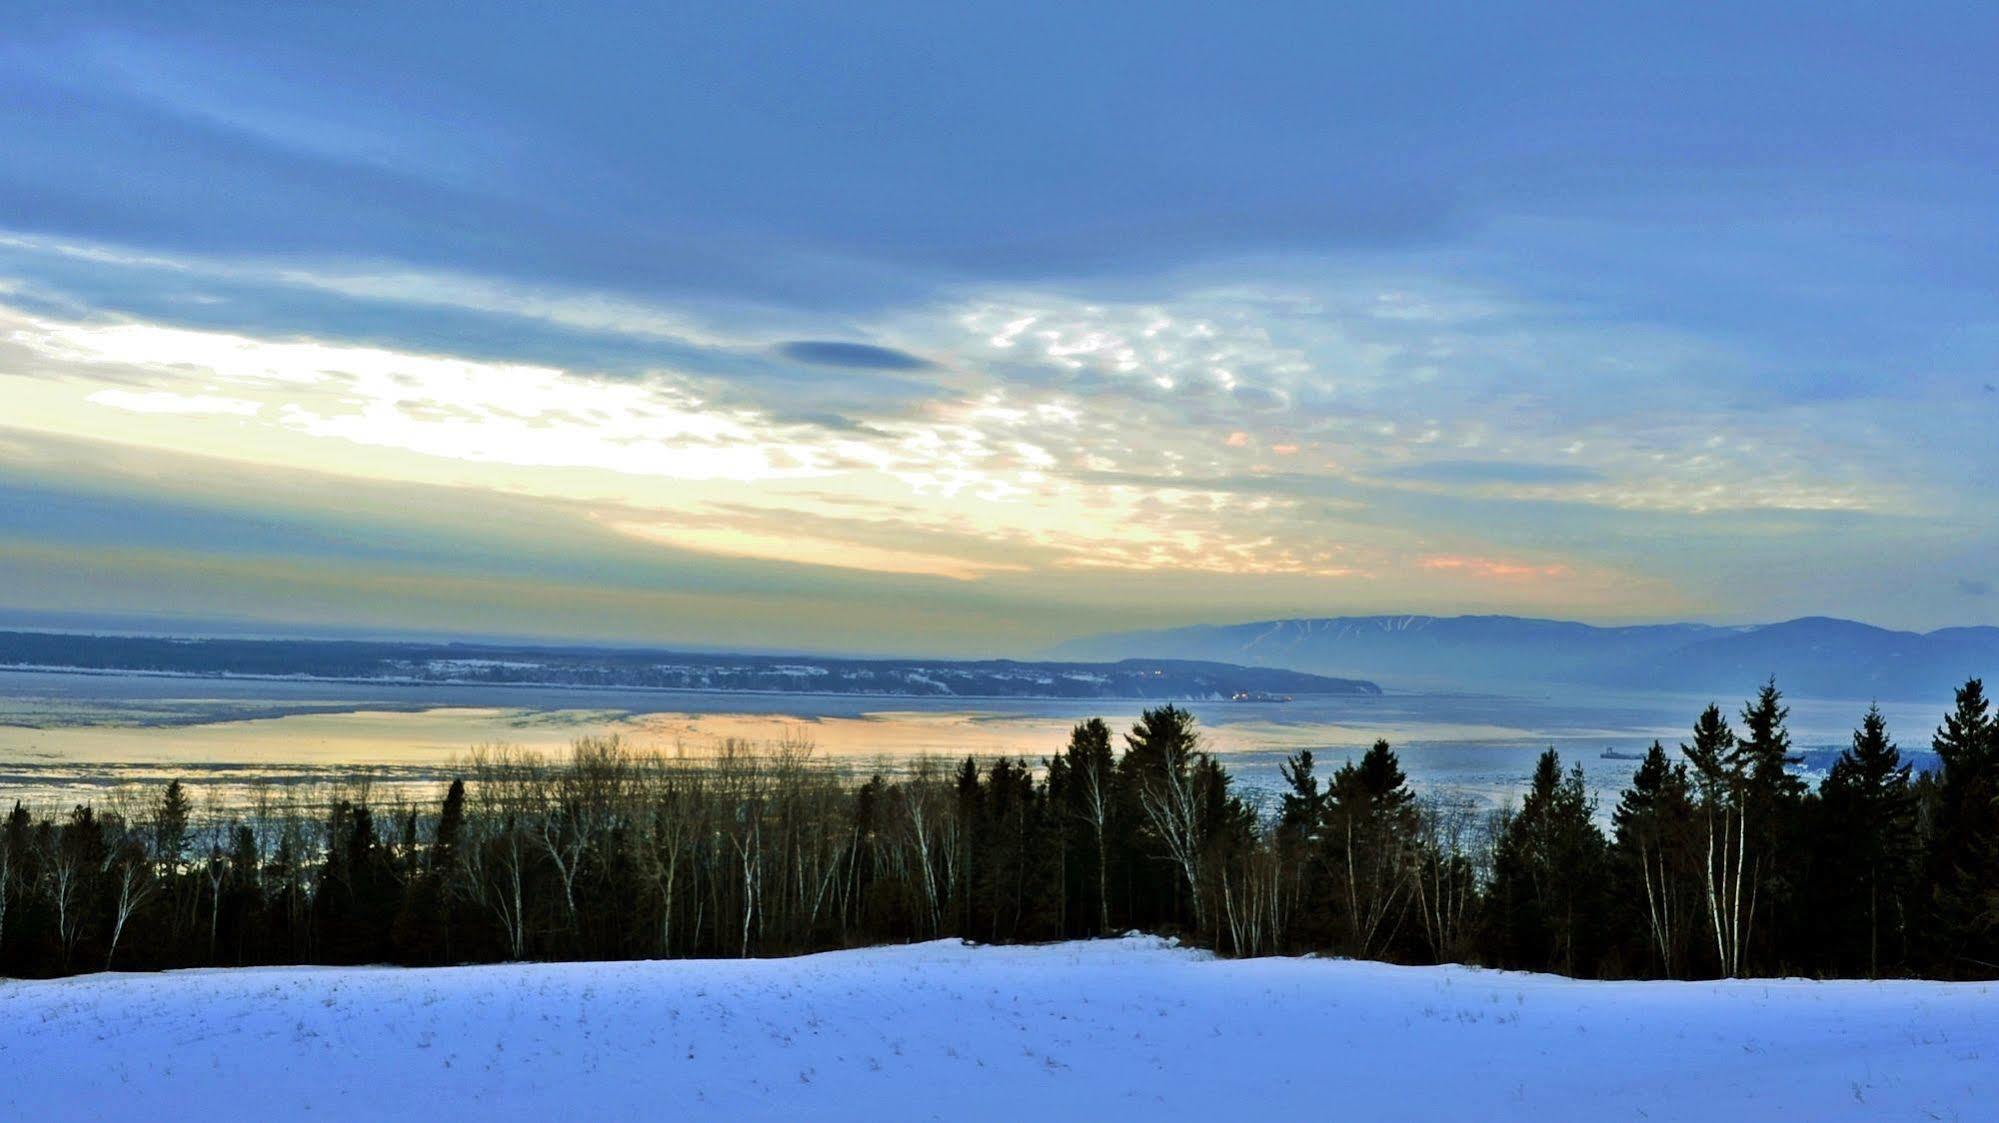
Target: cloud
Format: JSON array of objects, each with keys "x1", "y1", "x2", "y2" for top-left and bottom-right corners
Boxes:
[
  {"x1": 86, "y1": 389, "x2": 263, "y2": 417},
  {"x1": 1377, "y1": 460, "x2": 1605, "y2": 486},
  {"x1": 7, "y1": 30, "x2": 517, "y2": 196},
  {"x1": 1959, "y1": 578, "x2": 1992, "y2": 598},
  {"x1": 1230, "y1": 384, "x2": 1290, "y2": 411},
  {"x1": 777, "y1": 341, "x2": 935, "y2": 371},
  {"x1": 0, "y1": 217, "x2": 1986, "y2": 640},
  {"x1": 1418, "y1": 554, "x2": 1573, "y2": 582},
  {"x1": 5, "y1": 306, "x2": 843, "y2": 483},
  {"x1": 610, "y1": 518, "x2": 1024, "y2": 582}
]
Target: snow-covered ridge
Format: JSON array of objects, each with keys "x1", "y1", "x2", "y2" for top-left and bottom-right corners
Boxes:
[{"x1": 2, "y1": 938, "x2": 1991, "y2": 1121}]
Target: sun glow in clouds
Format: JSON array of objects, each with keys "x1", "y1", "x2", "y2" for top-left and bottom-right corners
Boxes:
[
  {"x1": 88, "y1": 389, "x2": 264, "y2": 416},
  {"x1": 3, "y1": 303, "x2": 1386, "y2": 585},
  {"x1": 0, "y1": 230, "x2": 1947, "y2": 631},
  {"x1": 17, "y1": 311, "x2": 837, "y2": 483}
]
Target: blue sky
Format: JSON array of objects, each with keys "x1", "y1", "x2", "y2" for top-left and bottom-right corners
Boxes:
[{"x1": 0, "y1": 3, "x2": 1994, "y2": 652}]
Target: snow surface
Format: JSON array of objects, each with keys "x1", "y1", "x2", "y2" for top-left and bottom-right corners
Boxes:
[{"x1": 3, "y1": 937, "x2": 1993, "y2": 1122}]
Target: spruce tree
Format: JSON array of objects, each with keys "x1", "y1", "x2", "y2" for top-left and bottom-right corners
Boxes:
[
  {"x1": 1492, "y1": 749, "x2": 1608, "y2": 974},
  {"x1": 154, "y1": 779, "x2": 192, "y2": 872},
  {"x1": 1059, "y1": 719, "x2": 1117, "y2": 935},
  {"x1": 1323, "y1": 740, "x2": 1417, "y2": 959},
  {"x1": 1818, "y1": 705, "x2": 1917, "y2": 976},
  {"x1": 1682, "y1": 703, "x2": 1751, "y2": 976},
  {"x1": 1737, "y1": 679, "x2": 1805, "y2": 972},
  {"x1": 1278, "y1": 751, "x2": 1325, "y2": 837},
  {"x1": 1276, "y1": 750, "x2": 1327, "y2": 946},
  {"x1": 1927, "y1": 679, "x2": 1999, "y2": 974},
  {"x1": 1120, "y1": 707, "x2": 1204, "y2": 930},
  {"x1": 1612, "y1": 742, "x2": 1698, "y2": 977},
  {"x1": 1739, "y1": 679, "x2": 1803, "y2": 799}
]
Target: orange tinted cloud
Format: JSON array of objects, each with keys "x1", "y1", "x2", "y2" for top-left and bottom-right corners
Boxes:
[{"x1": 1418, "y1": 554, "x2": 1572, "y2": 581}]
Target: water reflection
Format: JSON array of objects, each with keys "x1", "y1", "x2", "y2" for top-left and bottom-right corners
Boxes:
[{"x1": 0, "y1": 670, "x2": 1953, "y2": 812}]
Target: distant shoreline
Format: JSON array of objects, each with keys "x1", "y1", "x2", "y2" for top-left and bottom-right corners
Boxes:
[{"x1": 0, "y1": 662, "x2": 1378, "y2": 705}]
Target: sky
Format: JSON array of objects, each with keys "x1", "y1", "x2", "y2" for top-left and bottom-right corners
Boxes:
[{"x1": 1, "y1": 3, "x2": 1995, "y2": 655}]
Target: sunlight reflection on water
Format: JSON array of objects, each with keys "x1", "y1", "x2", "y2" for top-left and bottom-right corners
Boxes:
[{"x1": 0, "y1": 670, "x2": 1951, "y2": 812}]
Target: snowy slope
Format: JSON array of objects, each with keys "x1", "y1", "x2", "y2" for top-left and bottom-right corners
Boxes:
[{"x1": 2, "y1": 938, "x2": 1993, "y2": 1122}]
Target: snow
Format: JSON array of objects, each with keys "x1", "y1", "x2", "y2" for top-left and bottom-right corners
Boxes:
[{"x1": 2, "y1": 938, "x2": 1992, "y2": 1122}]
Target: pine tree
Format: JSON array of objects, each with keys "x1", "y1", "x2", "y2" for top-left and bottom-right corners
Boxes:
[
  {"x1": 154, "y1": 778, "x2": 195, "y2": 955},
  {"x1": 1275, "y1": 750, "x2": 1327, "y2": 947},
  {"x1": 1818, "y1": 705, "x2": 1917, "y2": 976},
  {"x1": 1059, "y1": 719, "x2": 1116, "y2": 935},
  {"x1": 0, "y1": 803, "x2": 25, "y2": 969},
  {"x1": 1740, "y1": 680, "x2": 1804, "y2": 801},
  {"x1": 1927, "y1": 679, "x2": 1999, "y2": 974},
  {"x1": 393, "y1": 779, "x2": 467, "y2": 965},
  {"x1": 1612, "y1": 742, "x2": 1698, "y2": 977},
  {"x1": 1122, "y1": 707, "x2": 1209, "y2": 932},
  {"x1": 1278, "y1": 750, "x2": 1325, "y2": 837},
  {"x1": 1323, "y1": 740, "x2": 1417, "y2": 959},
  {"x1": 1492, "y1": 749, "x2": 1608, "y2": 974},
  {"x1": 953, "y1": 757, "x2": 983, "y2": 935},
  {"x1": 1683, "y1": 702, "x2": 1749, "y2": 976},
  {"x1": 222, "y1": 823, "x2": 263, "y2": 965},
  {"x1": 1736, "y1": 679, "x2": 1806, "y2": 972},
  {"x1": 154, "y1": 780, "x2": 192, "y2": 872}
]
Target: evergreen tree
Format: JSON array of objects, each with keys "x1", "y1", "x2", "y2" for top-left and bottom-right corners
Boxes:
[
  {"x1": 435, "y1": 779, "x2": 466, "y2": 871},
  {"x1": 1682, "y1": 702, "x2": 1748, "y2": 976},
  {"x1": 1278, "y1": 750, "x2": 1325, "y2": 837},
  {"x1": 153, "y1": 778, "x2": 195, "y2": 956},
  {"x1": 1323, "y1": 740, "x2": 1417, "y2": 959},
  {"x1": 1739, "y1": 680, "x2": 1804, "y2": 801},
  {"x1": 1737, "y1": 679, "x2": 1807, "y2": 972},
  {"x1": 1121, "y1": 706, "x2": 1206, "y2": 931},
  {"x1": 1927, "y1": 679, "x2": 1999, "y2": 974},
  {"x1": 154, "y1": 779, "x2": 192, "y2": 872},
  {"x1": 1491, "y1": 749, "x2": 1609, "y2": 974},
  {"x1": 1611, "y1": 742, "x2": 1698, "y2": 977},
  {"x1": 1276, "y1": 750, "x2": 1328, "y2": 946},
  {"x1": 1059, "y1": 719, "x2": 1117, "y2": 935},
  {"x1": 3, "y1": 688, "x2": 1996, "y2": 981},
  {"x1": 953, "y1": 757, "x2": 984, "y2": 934},
  {"x1": 393, "y1": 779, "x2": 466, "y2": 964},
  {"x1": 220, "y1": 823, "x2": 263, "y2": 965},
  {"x1": 317, "y1": 800, "x2": 396, "y2": 963},
  {"x1": 0, "y1": 803, "x2": 26, "y2": 969},
  {"x1": 1817, "y1": 705, "x2": 1918, "y2": 976}
]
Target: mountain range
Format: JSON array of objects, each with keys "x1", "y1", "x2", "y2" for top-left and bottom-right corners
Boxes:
[{"x1": 1051, "y1": 615, "x2": 1999, "y2": 700}]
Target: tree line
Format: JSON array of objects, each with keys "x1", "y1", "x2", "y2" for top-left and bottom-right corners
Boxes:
[{"x1": 1, "y1": 677, "x2": 1995, "y2": 980}]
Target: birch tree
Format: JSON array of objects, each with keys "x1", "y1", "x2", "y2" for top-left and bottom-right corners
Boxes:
[
  {"x1": 1062, "y1": 719, "x2": 1117, "y2": 935},
  {"x1": 1684, "y1": 704, "x2": 1750, "y2": 976},
  {"x1": 1612, "y1": 743, "x2": 1698, "y2": 977},
  {"x1": 1324, "y1": 740, "x2": 1417, "y2": 960}
]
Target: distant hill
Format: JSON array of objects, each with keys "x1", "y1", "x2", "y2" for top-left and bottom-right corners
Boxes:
[
  {"x1": 1052, "y1": 614, "x2": 1999, "y2": 700},
  {"x1": 0, "y1": 631, "x2": 1379, "y2": 701}
]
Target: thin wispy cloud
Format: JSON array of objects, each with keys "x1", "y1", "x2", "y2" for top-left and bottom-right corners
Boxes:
[{"x1": 0, "y1": 5, "x2": 1993, "y2": 648}]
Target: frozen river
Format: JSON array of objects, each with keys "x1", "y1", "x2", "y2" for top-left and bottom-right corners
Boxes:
[{"x1": 0, "y1": 668, "x2": 1953, "y2": 811}]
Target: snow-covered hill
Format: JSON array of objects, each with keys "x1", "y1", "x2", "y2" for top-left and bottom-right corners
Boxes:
[{"x1": 3, "y1": 938, "x2": 1992, "y2": 1122}]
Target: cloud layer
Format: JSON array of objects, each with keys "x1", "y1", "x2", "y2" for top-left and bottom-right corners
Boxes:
[{"x1": 0, "y1": 6, "x2": 1994, "y2": 649}]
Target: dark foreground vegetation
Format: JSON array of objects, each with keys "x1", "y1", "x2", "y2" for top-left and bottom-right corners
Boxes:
[{"x1": 2, "y1": 678, "x2": 1996, "y2": 981}]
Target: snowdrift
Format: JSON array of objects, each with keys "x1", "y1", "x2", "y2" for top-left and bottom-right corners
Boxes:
[{"x1": 3, "y1": 937, "x2": 1992, "y2": 1121}]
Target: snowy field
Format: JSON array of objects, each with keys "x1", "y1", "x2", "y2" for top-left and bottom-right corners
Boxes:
[{"x1": 2, "y1": 938, "x2": 1993, "y2": 1122}]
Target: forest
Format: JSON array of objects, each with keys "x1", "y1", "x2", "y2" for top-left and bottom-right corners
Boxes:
[{"x1": 1, "y1": 677, "x2": 1994, "y2": 982}]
